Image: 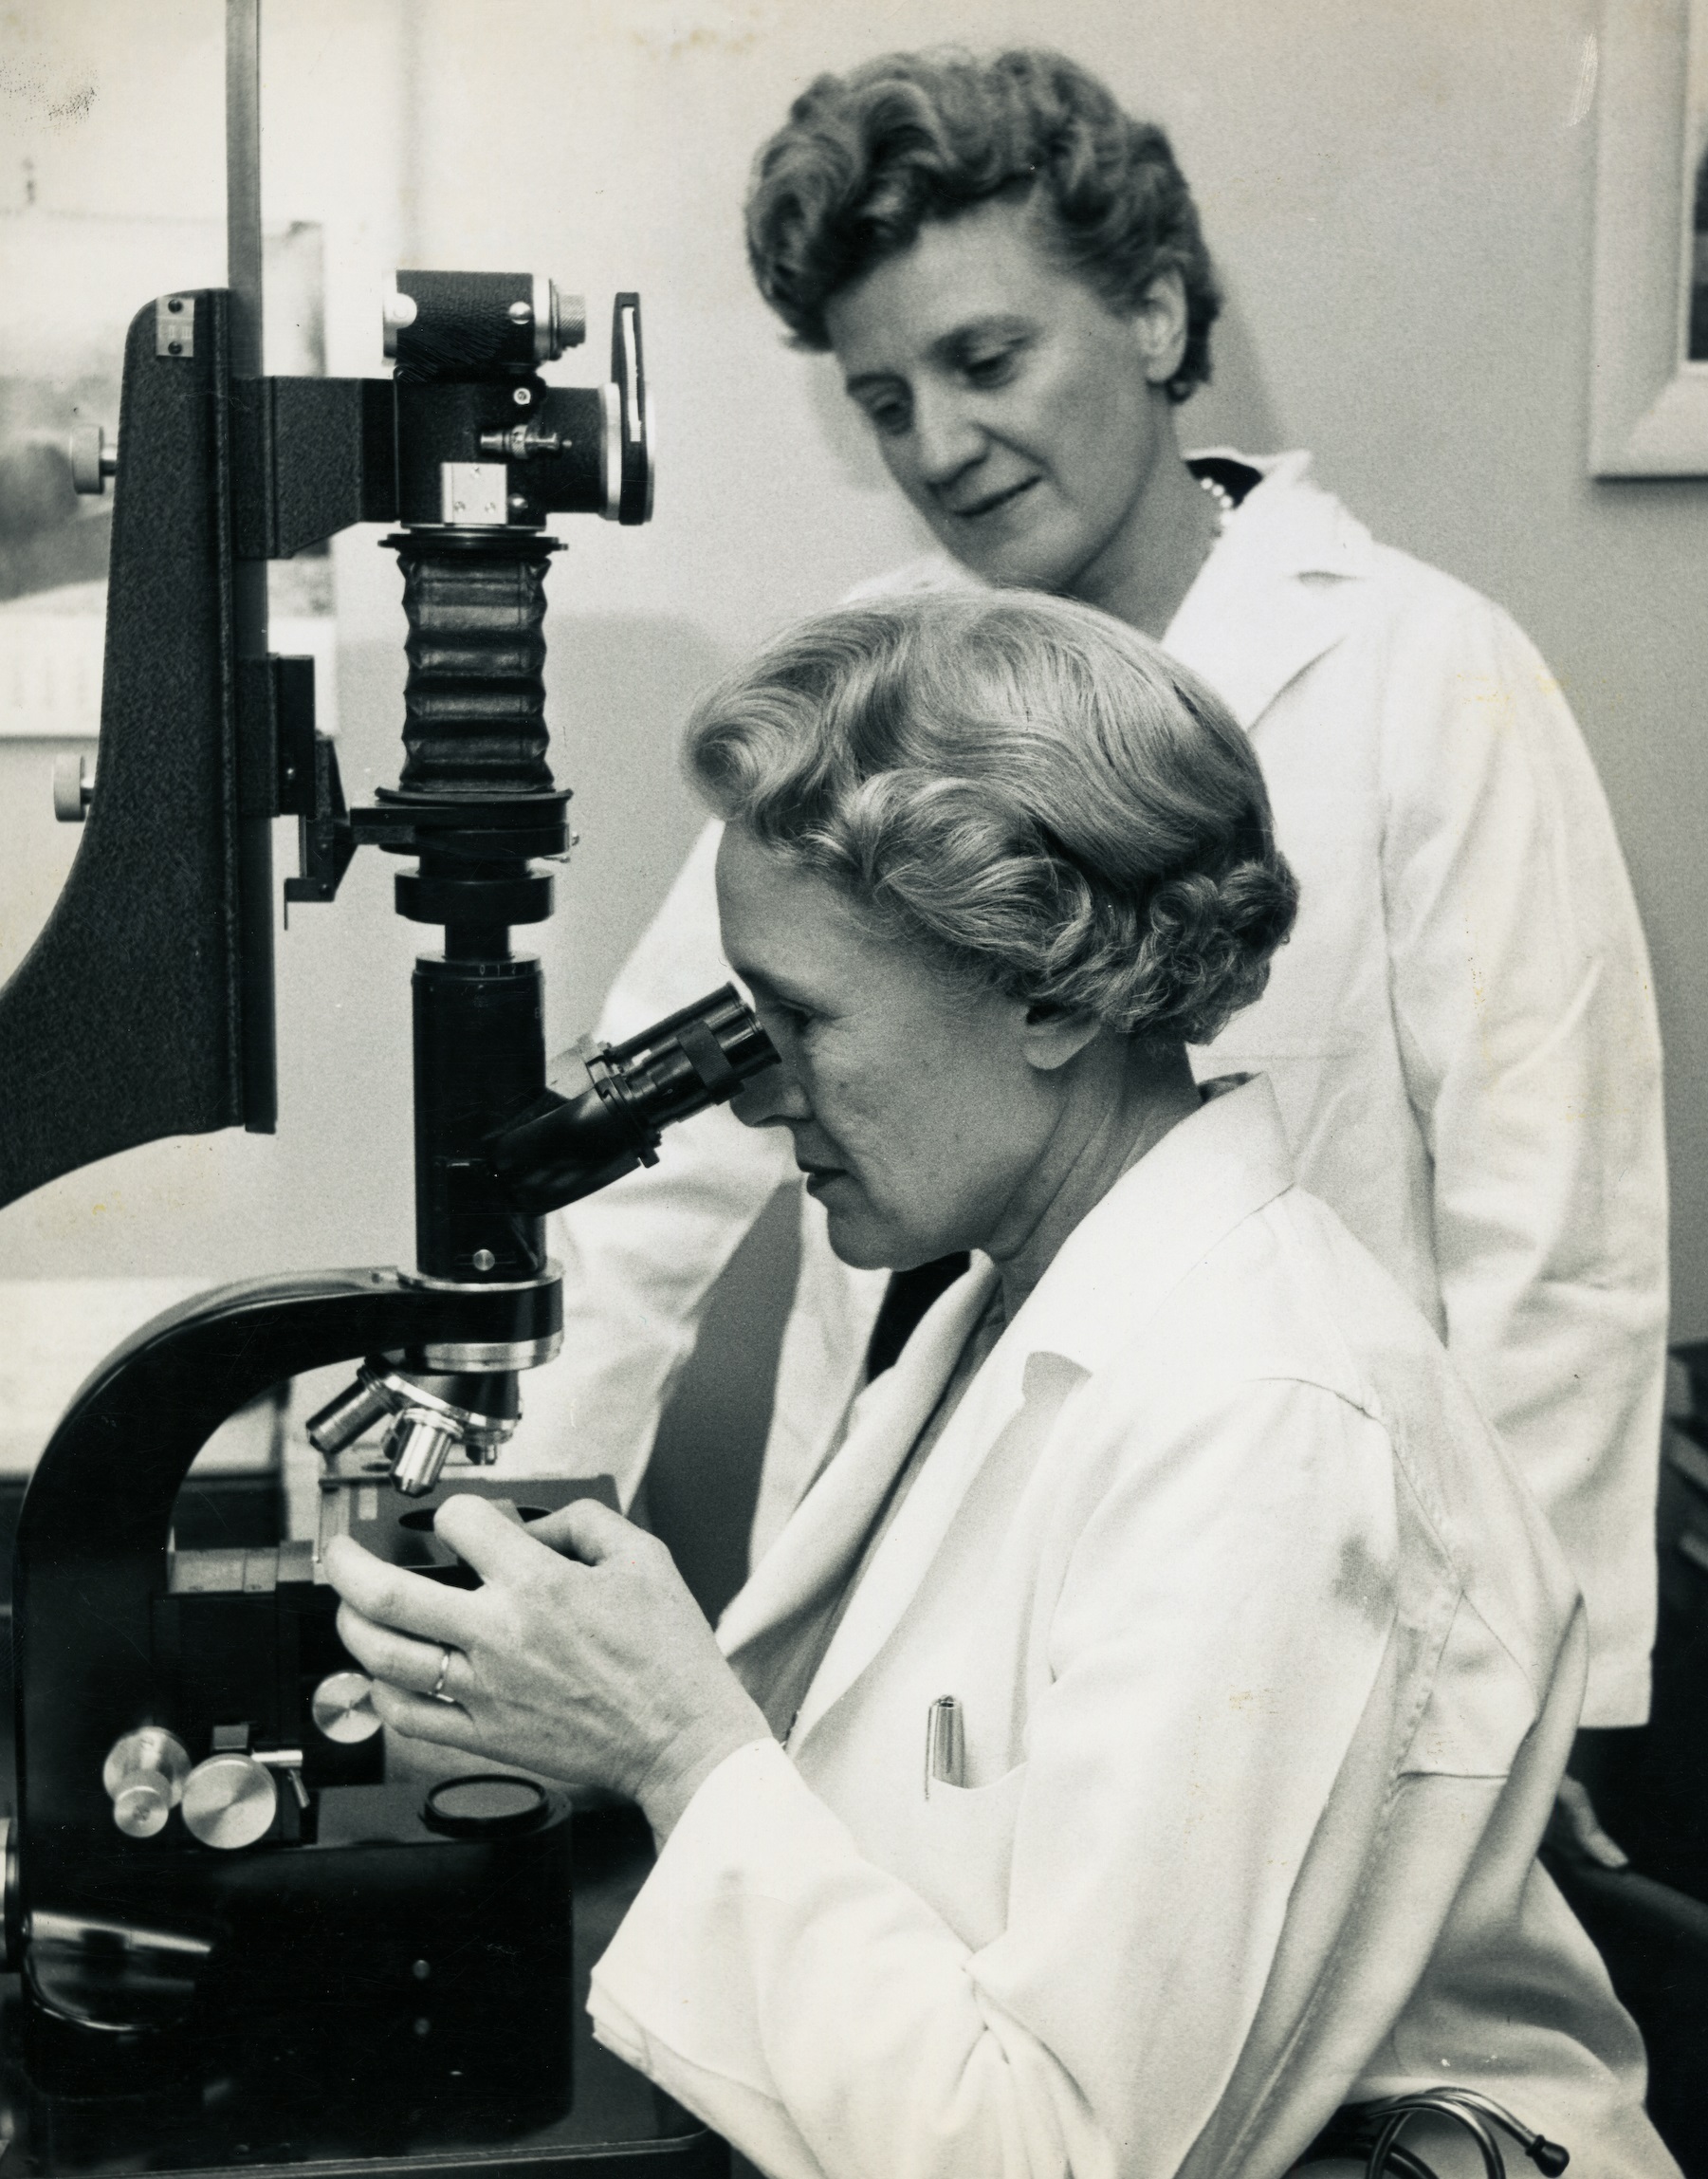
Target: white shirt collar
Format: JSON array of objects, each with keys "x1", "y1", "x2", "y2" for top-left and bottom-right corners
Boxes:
[{"x1": 1164, "y1": 451, "x2": 1378, "y2": 729}]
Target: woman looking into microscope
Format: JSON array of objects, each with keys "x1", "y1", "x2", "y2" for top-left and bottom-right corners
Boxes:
[{"x1": 328, "y1": 591, "x2": 1676, "y2": 2179}]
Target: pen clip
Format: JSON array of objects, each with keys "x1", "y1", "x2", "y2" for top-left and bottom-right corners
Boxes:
[{"x1": 925, "y1": 1694, "x2": 964, "y2": 1794}]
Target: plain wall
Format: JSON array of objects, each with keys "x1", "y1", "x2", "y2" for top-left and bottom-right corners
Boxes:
[{"x1": 5, "y1": 0, "x2": 1708, "y2": 1353}]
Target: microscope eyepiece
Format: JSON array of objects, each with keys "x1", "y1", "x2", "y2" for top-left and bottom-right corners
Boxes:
[
  {"x1": 383, "y1": 270, "x2": 585, "y2": 379},
  {"x1": 486, "y1": 984, "x2": 778, "y2": 1216}
]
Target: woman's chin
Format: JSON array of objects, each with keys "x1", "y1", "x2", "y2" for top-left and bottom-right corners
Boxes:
[
  {"x1": 818, "y1": 1196, "x2": 922, "y2": 1274},
  {"x1": 930, "y1": 507, "x2": 1085, "y2": 598},
  {"x1": 823, "y1": 1221, "x2": 903, "y2": 1271}
]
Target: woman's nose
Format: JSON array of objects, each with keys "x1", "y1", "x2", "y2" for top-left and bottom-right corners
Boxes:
[
  {"x1": 909, "y1": 389, "x2": 984, "y2": 489},
  {"x1": 730, "y1": 1052, "x2": 811, "y2": 1130}
]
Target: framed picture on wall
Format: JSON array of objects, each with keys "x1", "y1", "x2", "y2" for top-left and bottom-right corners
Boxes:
[{"x1": 1590, "y1": 0, "x2": 1708, "y2": 471}]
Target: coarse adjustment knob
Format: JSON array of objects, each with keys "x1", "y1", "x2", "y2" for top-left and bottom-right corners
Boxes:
[
  {"x1": 311, "y1": 1670, "x2": 381, "y2": 1745},
  {"x1": 181, "y1": 1751, "x2": 279, "y2": 1851},
  {"x1": 102, "y1": 1727, "x2": 191, "y2": 1839}
]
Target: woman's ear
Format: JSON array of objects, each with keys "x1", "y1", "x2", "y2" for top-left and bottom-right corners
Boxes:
[
  {"x1": 1019, "y1": 1001, "x2": 1103, "y2": 1073},
  {"x1": 1131, "y1": 267, "x2": 1189, "y2": 387}
]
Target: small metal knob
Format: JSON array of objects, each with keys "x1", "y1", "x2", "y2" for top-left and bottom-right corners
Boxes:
[
  {"x1": 181, "y1": 1751, "x2": 279, "y2": 1851},
  {"x1": 69, "y1": 422, "x2": 118, "y2": 495},
  {"x1": 52, "y1": 752, "x2": 95, "y2": 823},
  {"x1": 380, "y1": 283, "x2": 418, "y2": 358},
  {"x1": 102, "y1": 1728, "x2": 191, "y2": 1839},
  {"x1": 311, "y1": 1670, "x2": 381, "y2": 1745},
  {"x1": 476, "y1": 421, "x2": 564, "y2": 462},
  {"x1": 547, "y1": 282, "x2": 585, "y2": 353}
]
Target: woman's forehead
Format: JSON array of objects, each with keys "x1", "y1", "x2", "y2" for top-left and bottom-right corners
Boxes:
[
  {"x1": 714, "y1": 826, "x2": 861, "y2": 978},
  {"x1": 824, "y1": 197, "x2": 1087, "y2": 363},
  {"x1": 713, "y1": 825, "x2": 942, "y2": 1010}
]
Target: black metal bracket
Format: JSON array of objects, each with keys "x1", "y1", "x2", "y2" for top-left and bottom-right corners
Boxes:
[
  {"x1": 233, "y1": 653, "x2": 357, "y2": 910},
  {"x1": 230, "y1": 377, "x2": 398, "y2": 559}
]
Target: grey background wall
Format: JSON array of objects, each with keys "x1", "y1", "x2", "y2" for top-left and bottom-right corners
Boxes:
[{"x1": 4, "y1": 0, "x2": 1708, "y2": 1353}]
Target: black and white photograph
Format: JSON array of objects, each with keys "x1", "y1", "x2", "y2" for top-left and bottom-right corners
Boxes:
[{"x1": 0, "y1": 4, "x2": 1704, "y2": 2176}]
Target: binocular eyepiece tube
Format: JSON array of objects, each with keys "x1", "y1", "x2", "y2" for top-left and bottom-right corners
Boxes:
[{"x1": 487, "y1": 983, "x2": 777, "y2": 1216}]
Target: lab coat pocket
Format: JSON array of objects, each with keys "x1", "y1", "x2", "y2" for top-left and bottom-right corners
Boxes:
[{"x1": 909, "y1": 1761, "x2": 1030, "y2": 1952}]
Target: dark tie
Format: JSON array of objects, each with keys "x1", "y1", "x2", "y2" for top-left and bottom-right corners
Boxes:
[{"x1": 864, "y1": 1253, "x2": 972, "y2": 1379}]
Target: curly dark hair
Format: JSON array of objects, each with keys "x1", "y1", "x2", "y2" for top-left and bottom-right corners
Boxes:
[
  {"x1": 744, "y1": 47, "x2": 1221, "y2": 402},
  {"x1": 687, "y1": 591, "x2": 1296, "y2": 1046}
]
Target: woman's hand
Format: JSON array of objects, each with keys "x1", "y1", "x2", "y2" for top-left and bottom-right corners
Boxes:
[{"x1": 322, "y1": 1497, "x2": 771, "y2": 1839}]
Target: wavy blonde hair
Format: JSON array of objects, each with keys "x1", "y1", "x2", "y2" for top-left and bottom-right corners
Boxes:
[{"x1": 685, "y1": 592, "x2": 1296, "y2": 1045}]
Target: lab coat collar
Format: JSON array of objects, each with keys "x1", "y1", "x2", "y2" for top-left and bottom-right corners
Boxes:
[
  {"x1": 715, "y1": 1263, "x2": 1000, "y2": 1660},
  {"x1": 1166, "y1": 449, "x2": 1377, "y2": 729},
  {"x1": 719, "y1": 1076, "x2": 1298, "y2": 1730}
]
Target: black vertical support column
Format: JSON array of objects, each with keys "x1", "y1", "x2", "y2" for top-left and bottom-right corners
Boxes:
[{"x1": 0, "y1": 294, "x2": 252, "y2": 1206}]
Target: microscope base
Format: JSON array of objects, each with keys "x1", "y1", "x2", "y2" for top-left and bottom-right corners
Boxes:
[{"x1": 1, "y1": 1804, "x2": 724, "y2": 2179}]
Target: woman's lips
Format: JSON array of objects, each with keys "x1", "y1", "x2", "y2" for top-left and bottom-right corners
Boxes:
[{"x1": 946, "y1": 476, "x2": 1039, "y2": 522}]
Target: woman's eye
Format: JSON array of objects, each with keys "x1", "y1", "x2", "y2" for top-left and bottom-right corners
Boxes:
[
  {"x1": 964, "y1": 346, "x2": 1019, "y2": 387},
  {"x1": 861, "y1": 396, "x2": 911, "y2": 437}
]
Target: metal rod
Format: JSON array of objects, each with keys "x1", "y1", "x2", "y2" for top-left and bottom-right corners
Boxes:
[
  {"x1": 225, "y1": 0, "x2": 264, "y2": 381},
  {"x1": 226, "y1": 0, "x2": 277, "y2": 1130}
]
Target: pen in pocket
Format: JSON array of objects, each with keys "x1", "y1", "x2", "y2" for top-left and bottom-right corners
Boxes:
[{"x1": 925, "y1": 1694, "x2": 964, "y2": 1792}]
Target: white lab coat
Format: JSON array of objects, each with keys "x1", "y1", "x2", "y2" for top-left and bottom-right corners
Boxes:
[
  {"x1": 539, "y1": 451, "x2": 1667, "y2": 1727},
  {"x1": 588, "y1": 1077, "x2": 1675, "y2": 2179}
]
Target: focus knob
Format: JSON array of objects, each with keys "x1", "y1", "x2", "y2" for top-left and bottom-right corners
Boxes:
[
  {"x1": 311, "y1": 1670, "x2": 381, "y2": 1745},
  {"x1": 102, "y1": 1728, "x2": 191, "y2": 1839},
  {"x1": 181, "y1": 1751, "x2": 278, "y2": 1850}
]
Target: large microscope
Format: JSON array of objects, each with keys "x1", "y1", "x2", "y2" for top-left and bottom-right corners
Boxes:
[{"x1": 0, "y1": 12, "x2": 767, "y2": 2176}]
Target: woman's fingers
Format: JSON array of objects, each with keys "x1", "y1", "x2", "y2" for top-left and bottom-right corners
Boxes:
[
  {"x1": 431, "y1": 1492, "x2": 560, "y2": 1583},
  {"x1": 432, "y1": 1490, "x2": 640, "y2": 1579},
  {"x1": 367, "y1": 1676, "x2": 482, "y2": 1749},
  {"x1": 336, "y1": 1600, "x2": 457, "y2": 1695},
  {"x1": 322, "y1": 1534, "x2": 473, "y2": 1645},
  {"x1": 515, "y1": 1494, "x2": 644, "y2": 1567}
]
